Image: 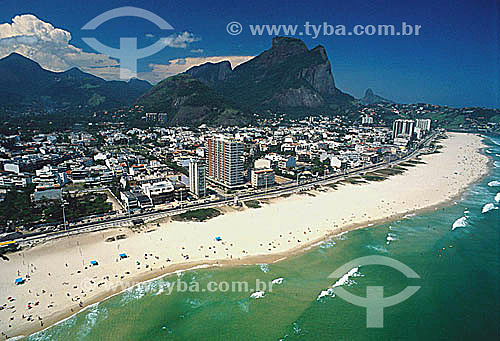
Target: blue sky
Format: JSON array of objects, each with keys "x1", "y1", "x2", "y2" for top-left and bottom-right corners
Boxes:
[{"x1": 0, "y1": 0, "x2": 498, "y2": 108}]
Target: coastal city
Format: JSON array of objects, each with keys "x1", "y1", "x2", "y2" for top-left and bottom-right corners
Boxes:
[
  {"x1": 0, "y1": 111, "x2": 438, "y2": 244},
  {"x1": 0, "y1": 1, "x2": 498, "y2": 339}
]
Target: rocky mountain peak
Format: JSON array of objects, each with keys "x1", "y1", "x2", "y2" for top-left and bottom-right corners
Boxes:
[
  {"x1": 182, "y1": 37, "x2": 353, "y2": 113},
  {"x1": 271, "y1": 36, "x2": 308, "y2": 51},
  {"x1": 185, "y1": 61, "x2": 232, "y2": 86}
]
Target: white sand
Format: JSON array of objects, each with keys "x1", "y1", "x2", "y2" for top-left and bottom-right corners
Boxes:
[{"x1": 0, "y1": 133, "x2": 489, "y2": 339}]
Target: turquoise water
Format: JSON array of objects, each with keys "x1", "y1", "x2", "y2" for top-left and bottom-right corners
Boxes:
[{"x1": 29, "y1": 136, "x2": 500, "y2": 340}]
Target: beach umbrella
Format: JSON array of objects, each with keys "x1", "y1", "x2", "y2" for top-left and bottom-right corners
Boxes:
[
  {"x1": 119, "y1": 253, "x2": 128, "y2": 259},
  {"x1": 215, "y1": 237, "x2": 222, "y2": 241},
  {"x1": 15, "y1": 277, "x2": 24, "y2": 285},
  {"x1": 90, "y1": 260, "x2": 98, "y2": 266}
]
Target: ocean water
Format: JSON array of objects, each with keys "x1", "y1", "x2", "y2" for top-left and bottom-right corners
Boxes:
[{"x1": 29, "y1": 136, "x2": 500, "y2": 340}]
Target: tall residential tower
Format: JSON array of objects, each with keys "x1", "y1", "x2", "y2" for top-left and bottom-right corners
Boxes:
[
  {"x1": 189, "y1": 159, "x2": 206, "y2": 198},
  {"x1": 206, "y1": 136, "x2": 244, "y2": 188}
]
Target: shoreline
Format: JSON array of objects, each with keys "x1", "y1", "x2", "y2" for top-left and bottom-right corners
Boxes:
[{"x1": 1, "y1": 132, "x2": 491, "y2": 339}]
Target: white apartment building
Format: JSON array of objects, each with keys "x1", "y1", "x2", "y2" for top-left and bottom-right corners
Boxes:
[{"x1": 189, "y1": 158, "x2": 206, "y2": 197}]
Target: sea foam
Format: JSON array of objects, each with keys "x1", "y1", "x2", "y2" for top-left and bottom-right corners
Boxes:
[
  {"x1": 335, "y1": 231, "x2": 349, "y2": 240},
  {"x1": 320, "y1": 239, "x2": 336, "y2": 249},
  {"x1": 317, "y1": 267, "x2": 360, "y2": 300},
  {"x1": 250, "y1": 291, "x2": 265, "y2": 299},
  {"x1": 495, "y1": 192, "x2": 500, "y2": 203},
  {"x1": 482, "y1": 203, "x2": 497, "y2": 213},
  {"x1": 386, "y1": 233, "x2": 397, "y2": 245},
  {"x1": 271, "y1": 277, "x2": 284, "y2": 285},
  {"x1": 488, "y1": 181, "x2": 500, "y2": 187},
  {"x1": 452, "y1": 216, "x2": 468, "y2": 230},
  {"x1": 76, "y1": 304, "x2": 107, "y2": 339},
  {"x1": 367, "y1": 244, "x2": 388, "y2": 253},
  {"x1": 258, "y1": 264, "x2": 270, "y2": 273}
]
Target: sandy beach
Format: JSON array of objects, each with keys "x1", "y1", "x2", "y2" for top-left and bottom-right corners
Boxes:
[{"x1": 0, "y1": 132, "x2": 490, "y2": 339}]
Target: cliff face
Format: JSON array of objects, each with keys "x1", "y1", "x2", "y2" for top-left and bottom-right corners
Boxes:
[
  {"x1": 137, "y1": 37, "x2": 355, "y2": 125},
  {"x1": 185, "y1": 61, "x2": 232, "y2": 87},
  {"x1": 185, "y1": 37, "x2": 353, "y2": 113},
  {"x1": 299, "y1": 46, "x2": 337, "y2": 95}
]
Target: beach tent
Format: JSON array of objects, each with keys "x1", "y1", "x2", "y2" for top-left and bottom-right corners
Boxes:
[
  {"x1": 119, "y1": 253, "x2": 128, "y2": 259},
  {"x1": 90, "y1": 260, "x2": 99, "y2": 266},
  {"x1": 15, "y1": 277, "x2": 25, "y2": 285},
  {"x1": 215, "y1": 237, "x2": 222, "y2": 241}
]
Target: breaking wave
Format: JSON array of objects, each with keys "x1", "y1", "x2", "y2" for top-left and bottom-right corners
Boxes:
[
  {"x1": 317, "y1": 267, "x2": 361, "y2": 300},
  {"x1": 482, "y1": 203, "x2": 497, "y2": 213},
  {"x1": 452, "y1": 216, "x2": 468, "y2": 230},
  {"x1": 250, "y1": 291, "x2": 265, "y2": 299},
  {"x1": 386, "y1": 232, "x2": 398, "y2": 245}
]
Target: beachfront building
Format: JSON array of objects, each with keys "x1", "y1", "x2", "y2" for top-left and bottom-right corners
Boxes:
[
  {"x1": 120, "y1": 190, "x2": 153, "y2": 209},
  {"x1": 141, "y1": 181, "x2": 175, "y2": 204},
  {"x1": 189, "y1": 158, "x2": 206, "y2": 198},
  {"x1": 173, "y1": 182, "x2": 189, "y2": 201},
  {"x1": 206, "y1": 136, "x2": 244, "y2": 189},
  {"x1": 416, "y1": 118, "x2": 431, "y2": 131},
  {"x1": 392, "y1": 119, "x2": 415, "y2": 139},
  {"x1": 251, "y1": 168, "x2": 275, "y2": 189}
]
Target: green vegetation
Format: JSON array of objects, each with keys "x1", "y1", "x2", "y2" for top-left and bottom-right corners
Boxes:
[
  {"x1": 0, "y1": 185, "x2": 112, "y2": 229},
  {"x1": 344, "y1": 177, "x2": 368, "y2": 184},
  {"x1": 373, "y1": 167, "x2": 406, "y2": 176},
  {"x1": 244, "y1": 200, "x2": 261, "y2": 209},
  {"x1": 215, "y1": 39, "x2": 353, "y2": 114},
  {"x1": 406, "y1": 159, "x2": 426, "y2": 165},
  {"x1": 172, "y1": 208, "x2": 221, "y2": 222},
  {"x1": 0, "y1": 53, "x2": 151, "y2": 113},
  {"x1": 135, "y1": 74, "x2": 254, "y2": 127},
  {"x1": 64, "y1": 193, "x2": 112, "y2": 221},
  {"x1": 362, "y1": 173, "x2": 386, "y2": 182},
  {"x1": 399, "y1": 162, "x2": 417, "y2": 167},
  {"x1": 88, "y1": 93, "x2": 106, "y2": 107},
  {"x1": 165, "y1": 161, "x2": 188, "y2": 176}
]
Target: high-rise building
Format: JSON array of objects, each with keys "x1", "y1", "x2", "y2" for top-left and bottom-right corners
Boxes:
[
  {"x1": 392, "y1": 119, "x2": 415, "y2": 139},
  {"x1": 206, "y1": 136, "x2": 244, "y2": 188},
  {"x1": 416, "y1": 119, "x2": 431, "y2": 131},
  {"x1": 189, "y1": 159, "x2": 206, "y2": 198}
]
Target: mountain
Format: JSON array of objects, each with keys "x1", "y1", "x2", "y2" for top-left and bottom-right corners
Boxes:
[
  {"x1": 360, "y1": 88, "x2": 393, "y2": 105},
  {"x1": 0, "y1": 53, "x2": 152, "y2": 111},
  {"x1": 135, "y1": 74, "x2": 253, "y2": 126},
  {"x1": 185, "y1": 61, "x2": 232, "y2": 87},
  {"x1": 186, "y1": 37, "x2": 354, "y2": 114}
]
